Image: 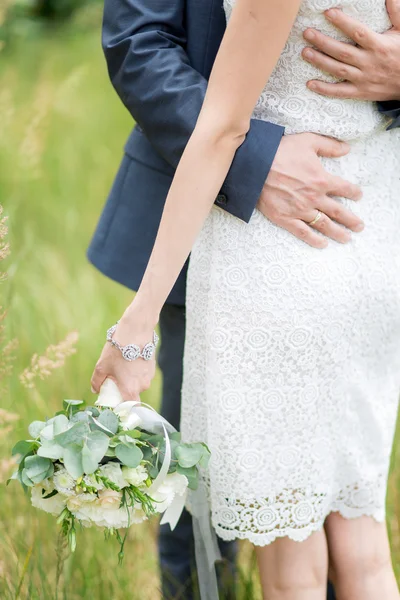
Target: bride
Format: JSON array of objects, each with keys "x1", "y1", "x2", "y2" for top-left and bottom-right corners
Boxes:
[{"x1": 91, "y1": 0, "x2": 400, "y2": 597}]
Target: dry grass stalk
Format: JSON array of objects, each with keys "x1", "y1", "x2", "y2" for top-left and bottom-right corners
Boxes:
[
  {"x1": 20, "y1": 330, "x2": 79, "y2": 390},
  {"x1": 19, "y1": 80, "x2": 54, "y2": 178}
]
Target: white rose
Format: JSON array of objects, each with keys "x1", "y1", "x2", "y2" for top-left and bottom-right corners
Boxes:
[
  {"x1": 122, "y1": 465, "x2": 148, "y2": 487},
  {"x1": 31, "y1": 485, "x2": 67, "y2": 516},
  {"x1": 67, "y1": 493, "x2": 97, "y2": 513},
  {"x1": 53, "y1": 467, "x2": 75, "y2": 496},
  {"x1": 98, "y1": 462, "x2": 127, "y2": 489},
  {"x1": 113, "y1": 402, "x2": 142, "y2": 431},
  {"x1": 97, "y1": 488, "x2": 122, "y2": 510},
  {"x1": 95, "y1": 378, "x2": 124, "y2": 408},
  {"x1": 77, "y1": 503, "x2": 147, "y2": 528},
  {"x1": 152, "y1": 473, "x2": 188, "y2": 514}
]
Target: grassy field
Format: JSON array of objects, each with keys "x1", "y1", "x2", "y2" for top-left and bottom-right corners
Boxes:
[{"x1": 0, "y1": 7, "x2": 399, "y2": 599}]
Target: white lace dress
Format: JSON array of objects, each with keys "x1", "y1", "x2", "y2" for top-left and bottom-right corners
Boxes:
[{"x1": 181, "y1": 0, "x2": 400, "y2": 546}]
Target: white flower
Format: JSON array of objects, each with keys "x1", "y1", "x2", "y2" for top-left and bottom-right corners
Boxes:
[
  {"x1": 53, "y1": 467, "x2": 76, "y2": 496},
  {"x1": 152, "y1": 473, "x2": 188, "y2": 514},
  {"x1": 98, "y1": 463, "x2": 127, "y2": 489},
  {"x1": 31, "y1": 485, "x2": 67, "y2": 516},
  {"x1": 122, "y1": 465, "x2": 148, "y2": 487},
  {"x1": 113, "y1": 402, "x2": 142, "y2": 431},
  {"x1": 95, "y1": 378, "x2": 123, "y2": 408},
  {"x1": 67, "y1": 493, "x2": 97, "y2": 512},
  {"x1": 97, "y1": 488, "x2": 122, "y2": 510},
  {"x1": 76, "y1": 502, "x2": 147, "y2": 528}
]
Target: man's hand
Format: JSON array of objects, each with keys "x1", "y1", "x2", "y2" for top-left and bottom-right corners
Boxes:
[
  {"x1": 258, "y1": 133, "x2": 363, "y2": 248},
  {"x1": 301, "y1": 1, "x2": 400, "y2": 101}
]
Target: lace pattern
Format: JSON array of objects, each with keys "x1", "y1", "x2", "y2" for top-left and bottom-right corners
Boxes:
[
  {"x1": 181, "y1": 0, "x2": 400, "y2": 546},
  {"x1": 224, "y1": 0, "x2": 392, "y2": 140}
]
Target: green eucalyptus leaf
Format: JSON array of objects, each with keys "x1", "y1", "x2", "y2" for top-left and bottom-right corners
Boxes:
[
  {"x1": 52, "y1": 414, "x2": 70, "y2": 436},
  {"x1": 28, "y1": 421, "x2": 46, "y2": 439},
  {"x1": 169, "y1": 432, "x2": 181, "y2": 443},
  {"x1": 37, "y1": 439, "x2": 64, "y2": 460},
  {"x1": 199, "y1": 444, "x2": 211, "y2": 469},
  {"x1": 176, "y1": 465, "x2": 198, "y2": 490},
  {"x1": 43, "y1": 461, "x2": 55, "y2": 480},
  {"x1": 71, "y1": 411, "x2": 89, "y2": 424},
  {"x1": 63, "y1": 399, "x2": 84, "y2": 409},
  {"x1": 86, "y1": 406, "x2": 100, "y2": 418},
  {"x1": 39, "y1": 423, "x2": 55, "y2": 441},
  {"x1": 148, "y1": 465, "x2": 159, "y2": 479},
  {"x1": 12, "y1": 441, "x2": 34, "y2": 460},
  {"x1": 21, "y1": 468, "x2": 35, "y2": 487},
  {"x1": 115, "y1": 443, "x2": 143, "y2": 468},
  {"x1": 6, "y1": 470, "x2": 19, "y2": 485},
  {"x1": 24, "y1": 455, "x2": 52, "y2": 484},
  {"x1": 175, "y1": 444, "x2": 204, "y2": 469},
  {"x1": 63, "y1": 445, "x2": 84, "y2": 479},
  {"x1": 82, "y1": 445, "x2": 99, "y2": 475},
  {"x1": 54, "y1": 421, "x2": 88, "y2": 447},
  {"x1": 96, "y1": 410, "x2": 119, "y2": 435},
  {"x1": 82, "y1": 431, "x2": 109, "y2": 474}
]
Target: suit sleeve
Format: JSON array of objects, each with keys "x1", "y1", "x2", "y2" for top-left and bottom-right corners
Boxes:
[
  {"x1": 102, "y1": 0, "x2": 284, "y2": 223},
  {"x1": 378, "y1": 101, "x2": 400, "y2": 130}
]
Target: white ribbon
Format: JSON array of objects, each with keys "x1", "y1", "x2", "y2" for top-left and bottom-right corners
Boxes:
[{"x1": 97, "y1": 379, "x2": 220, "y2": 599}]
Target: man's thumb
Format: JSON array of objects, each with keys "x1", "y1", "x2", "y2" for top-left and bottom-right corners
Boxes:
[{"x1": 387, "y1": 0, "x2": 400, "y2": 30}]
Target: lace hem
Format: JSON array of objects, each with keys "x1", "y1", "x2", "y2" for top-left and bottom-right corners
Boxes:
[
  {"x1": 214, "y1": 504, "x2": 386, "y2": 547},
  {"x1": 187, "y1": 477, "x2": 388, "y2": 547}
]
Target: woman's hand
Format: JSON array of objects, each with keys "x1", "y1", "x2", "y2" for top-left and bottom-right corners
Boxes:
[{"x1": 90, "y1": 308, "x2": 157, "y2": 401}]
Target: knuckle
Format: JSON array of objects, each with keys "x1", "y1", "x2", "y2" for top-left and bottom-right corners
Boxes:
[
  {"x1": 316, "y1": 214, "x2": 329, "y2": 231},
  {"x1": 338, "y1": 67, "x2": 349, "y2": 79},
  {"x1": 354, "y1": 27, "x2": 367, "y2": 41},
  {"x1": 339, "y1": 49, "x2": 351, "y2": 62},
  {"x1": 295, "y1": 225, "x2": 309, "y2": 240},
  {"x1": 330, "y1": 207, "x2": 343, "y2": 221}
]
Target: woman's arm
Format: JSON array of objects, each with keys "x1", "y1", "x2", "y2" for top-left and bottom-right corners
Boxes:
[{"x1": 92, "y1": 0, "x2": 302, "y2": 399}]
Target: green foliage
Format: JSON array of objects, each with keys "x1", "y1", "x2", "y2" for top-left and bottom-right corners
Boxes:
[{"x1": 115, "y1": 442, "x2": 143, "y2": 468}]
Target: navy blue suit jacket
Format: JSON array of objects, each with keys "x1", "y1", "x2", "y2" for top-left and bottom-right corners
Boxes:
[{"x1": 88, "y1": 0, "x2": 400, "y2": 306}]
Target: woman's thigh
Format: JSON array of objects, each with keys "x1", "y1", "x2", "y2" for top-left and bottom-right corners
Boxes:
[
  {"x1": 255, "y1": 529, "x2": 329, "y2": 600},
  {"x1": 325, "y1": 512, "x2": 398, "y2": 599}
]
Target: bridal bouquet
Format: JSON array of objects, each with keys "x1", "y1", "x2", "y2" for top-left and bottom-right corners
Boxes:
[{"x1": 8, "y1": 379, "x2": 210, "y2": 559}]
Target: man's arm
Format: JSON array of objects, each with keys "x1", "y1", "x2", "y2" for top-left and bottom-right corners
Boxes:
[{"x1": 102, "y1": 0, "x2": 284, "y2": 223}]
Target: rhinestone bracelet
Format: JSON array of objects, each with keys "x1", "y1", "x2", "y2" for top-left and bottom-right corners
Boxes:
[{"x1": 106, "y1": 321, "x2": 159, "y2": 362}]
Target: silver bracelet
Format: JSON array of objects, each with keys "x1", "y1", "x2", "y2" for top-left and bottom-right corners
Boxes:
[{"x1": 106, "y1": 321, "x2": 159, "y2": 362}]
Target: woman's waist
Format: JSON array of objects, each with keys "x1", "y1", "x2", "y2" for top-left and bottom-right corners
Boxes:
[{"x1": 253, "y1": 92, "x2": 390, "y2": 142}]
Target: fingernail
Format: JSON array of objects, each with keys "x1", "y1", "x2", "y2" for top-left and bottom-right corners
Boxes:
[
  {"x1": 307, "y1": 81, "x2": 317, "y2": 90},
  {"x1": 303, "y1": 48, "x2": 314, "y2": 59},
  {"x1": 91, "y1": 386, "x2": 96, "y2": 393},
  {"x1": 325, "y1": 8, "x2": 339, "y2": 20},
  {"x1": 304, "y1": 29, "x2": 315, "y2": 40},
  {"x1": 354, "y1": 223, "x2": 364, "y2": 232}
]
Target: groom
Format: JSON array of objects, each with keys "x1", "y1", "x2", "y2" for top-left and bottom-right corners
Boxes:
[{"x1": 88, "y1": 0, "x2": 400, "y2": 598}]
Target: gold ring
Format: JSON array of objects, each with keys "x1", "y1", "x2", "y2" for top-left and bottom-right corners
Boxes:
[{"x1": 308, "y1": 210, "x2": 322, "y2": 227}]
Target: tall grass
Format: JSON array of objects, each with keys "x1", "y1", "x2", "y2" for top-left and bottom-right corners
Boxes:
[{"x1": 0, "y1": 9, "x2": 399, "y2": 599}]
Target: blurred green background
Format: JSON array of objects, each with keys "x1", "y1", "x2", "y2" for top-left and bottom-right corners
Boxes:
[{"x1": 0, "y1": 1, "x2": 399, "y2": 598}]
